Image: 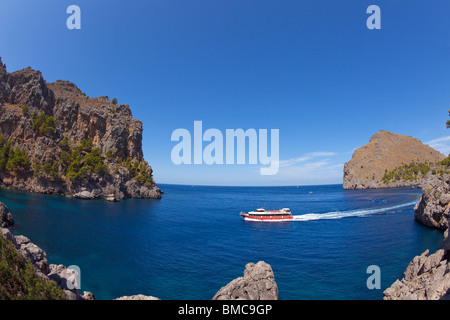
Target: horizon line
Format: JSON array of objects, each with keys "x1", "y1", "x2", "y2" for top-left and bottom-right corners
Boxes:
[{"x1": 156, "y1": 182, "x2": 344, "y2": 188}]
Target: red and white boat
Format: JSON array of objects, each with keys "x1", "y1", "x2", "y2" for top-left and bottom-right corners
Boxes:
[{"x1": 240, "y1": 208, "x2": 293, "y2": 222}]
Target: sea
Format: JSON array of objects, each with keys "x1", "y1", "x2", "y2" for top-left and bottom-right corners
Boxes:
[{"x1": 0, "y1": 184, "x2": 444, "y2": 300}]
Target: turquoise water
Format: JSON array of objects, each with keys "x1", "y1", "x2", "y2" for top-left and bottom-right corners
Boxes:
[{"x1": 0, "y1": 184, "x2": 444, "y2": 300}]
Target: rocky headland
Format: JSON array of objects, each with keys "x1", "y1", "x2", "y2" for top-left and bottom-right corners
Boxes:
[
  {"x1": 0, "y1": 57, "x2": 160, "y2": 201},
  {"x1": 343, "y1": 130, "x2": 445, "y2": 190}
]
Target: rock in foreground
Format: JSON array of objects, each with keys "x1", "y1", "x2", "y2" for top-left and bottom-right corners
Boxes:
[
  {"x1": 383, "y1": 224, "x2": 450, "y2": 300},
  {"x1": 212, "y1": 261, "x2": 278, "y2": 300}
]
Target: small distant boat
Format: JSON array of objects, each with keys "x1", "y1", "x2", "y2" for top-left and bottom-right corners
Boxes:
[{"x1": 240, "y1": 208, "x2": 293, "y2": 222}]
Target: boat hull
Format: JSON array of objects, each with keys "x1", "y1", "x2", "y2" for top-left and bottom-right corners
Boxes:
[{"x1": 240, "y1": 213, "x2": 293, "y2": 222}]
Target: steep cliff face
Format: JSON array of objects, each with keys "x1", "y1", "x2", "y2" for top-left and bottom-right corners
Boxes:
[
  {"x1": 0, "y1": 57, "x2": 161, "y2": 200},
  {"x1": 343, "y1": 130, "x2": 445, "y2": 190},
  {"x1": 414, "y1": 174, "x2": 450, "y2": 230}
]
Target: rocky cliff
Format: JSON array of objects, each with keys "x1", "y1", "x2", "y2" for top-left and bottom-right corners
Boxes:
[
  {"x1": 343, "y1": 130, "x2": 445, "y2": 190},
  {"x1": 383, "y1": 170, "x2": 450, "y2": 299},
  {"x1": 0, "y1": 57, "x2": 160, "y2": 200},
  {"x1": 414, "y1": 173, "x2": 450, "y2": 230}
]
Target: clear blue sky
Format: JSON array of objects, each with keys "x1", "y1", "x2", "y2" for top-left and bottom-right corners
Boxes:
[{"x1": 1, "y1": 1, "x2": 450, "y2": 186}]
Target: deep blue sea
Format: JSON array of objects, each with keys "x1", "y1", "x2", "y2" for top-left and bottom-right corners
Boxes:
[{"x1": 0, "y1": 184, "x2": 444, "y2": 300}]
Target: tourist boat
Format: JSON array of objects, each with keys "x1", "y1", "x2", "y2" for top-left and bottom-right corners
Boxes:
[{"x1": 240, "y1": 208, "x2": 293, "y2": 222}]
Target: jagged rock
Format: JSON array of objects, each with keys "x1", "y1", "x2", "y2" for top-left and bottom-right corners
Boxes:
[
  {"x1": 343, "y1": 130, "x2": 445, "y2": 190},
  {"x1": 1, "y1": 227, "x2": 17, "y2": 247},
  {"x1": 47, "y1": 264, "x2": 93, "y2": 300},
  {"x1": 383, "y1": 221, "x2": 450, "y2": 300},
  {"x1": 14, "y1": 235, "x2": 49, "y2": 274},
  {"x1": 414, "y1": 173, "x2": 450, "y2": 230},
  {"x1": 439, "y1": 228, "x2": 450, "y2": 251},
  {"x1": 115, "y1": 294, "x2": 160, "y2": 300},
  {"x1": 0, "y1": 202, "x2": 13, "y2": 227},
  {"x1": 48, "y1": 264, "x2": 78, "y2": 289},
  {"x1": 212, "y1": 261, "x2": 278, "y2": 300},
  {"x1": 105, "y1": 194, "x2": 118, "y2": 202},
  {"x1": 124, "y1": 180, "x2": 162, "y2": 199},
  {"x1": 82, "y1": 291, "x2": 95, "y2": 300},
  {"x1": 73, "y1": 190, "x2": 96, "y2": 199}
]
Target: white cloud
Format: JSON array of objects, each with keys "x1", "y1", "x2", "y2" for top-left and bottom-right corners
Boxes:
[
  {"x1": 273, "y1": 151, "x2": 343, "y2": 185},
  {"x1": 425, "y1": 136, "x2": 450, "y2": 156},
  {"x1": 278, "y1": 152, "x2": 337, "y2": 168}
]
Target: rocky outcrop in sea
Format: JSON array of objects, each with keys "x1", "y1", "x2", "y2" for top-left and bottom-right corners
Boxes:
[
  {"x1": 343, "y1": 130, "x2": 445, "y2": 190},
  {"x1": 0, "y1": 57, "x2": 161, "y2": 201},
  {"x1": 212, "y1": 261, "x2": 279, "y2": 300}
]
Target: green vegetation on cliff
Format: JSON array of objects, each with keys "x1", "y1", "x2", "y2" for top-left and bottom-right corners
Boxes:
[
  {"x1": 437, "y1": 155, "x2": 450, "y2": 167},
  {"x1": 0, "y1": 133, "x2": 153, "y2": 187},
  {"x1": 32, "y1": 137, "x2": 111, "y2": 182},
  {"x1": 116, "y1": 157, "x2": 154, "y2": 186},
  {"x1": 381, "y1": 155, "x2": 450, "y2": 185},
  {"x1": 0, "y1": 136, "x2": 31, "y2": 175},
  {"x1": 64, "y1": 138, "x2": 110, "y2": 180},
  {"x1": 383, "y1": 109, "x2": 450, "y2": 185},
  {"x1": 31, "y1": 111, "x2": 57, "y2": 137},
  {"x1": 0, "y1": 236, "x2": 65, "y2": 300},
  {"x1": 382, "y1": 162, "x2": 430, "y2": 184},
  {"x1": 33, "y1": 163, "x2": 61, "y2": 181}
]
